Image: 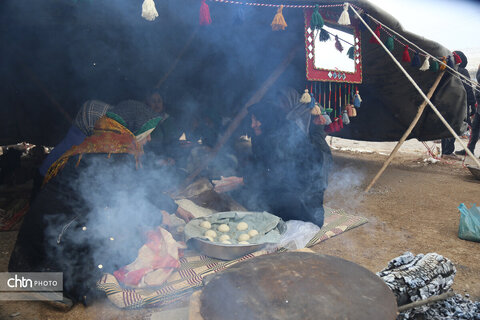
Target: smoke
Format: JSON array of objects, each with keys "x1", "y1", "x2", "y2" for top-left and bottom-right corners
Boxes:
[
  {"x1": 325, "y1": 165, "x2": 367, "y2": 213},
  {"x1": 43, "y1": 153, "x2": 182, "y2": 299}
]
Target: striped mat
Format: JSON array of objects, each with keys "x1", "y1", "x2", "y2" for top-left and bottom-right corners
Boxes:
[{"x1": 97, "y1": 208, "x2": 368, "y2": 309}]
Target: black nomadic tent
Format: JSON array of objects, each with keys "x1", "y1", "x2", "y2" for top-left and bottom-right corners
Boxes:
[{"x1": 0, "y1": 0, "x2": 467, "y2": 146}]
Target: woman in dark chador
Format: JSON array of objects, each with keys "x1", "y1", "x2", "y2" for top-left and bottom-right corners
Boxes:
[
  {"x1": 235, "y1": 88, "x2": 332, "y2": 227},
  {"x1": 9, "y1": 100, "x2": 182, "y2": 305}
]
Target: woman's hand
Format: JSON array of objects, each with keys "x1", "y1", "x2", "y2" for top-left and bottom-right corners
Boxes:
[
  {"x1": 175, "y1": 206, "x2": 195, "y2": 222},
  {"x1": 212, "y1": 176, "x2": 244, "y2": 193}
]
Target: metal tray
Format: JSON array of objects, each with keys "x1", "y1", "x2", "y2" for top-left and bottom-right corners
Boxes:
[{"x1": 186, "y1": 211, "x2": 286, "y2": 260}]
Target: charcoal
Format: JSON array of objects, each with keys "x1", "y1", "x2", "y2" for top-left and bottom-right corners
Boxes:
[
  {"x1": 378, "y1": 252, "x2": 479, "y2": 320},
  {"x1": 378, "y1": 252, "x2": 456, "y2": 305}
]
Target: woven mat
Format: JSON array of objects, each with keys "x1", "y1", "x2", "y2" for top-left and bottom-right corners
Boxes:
[
  {"x1": 97, "y1": 208, "x2": 368, "y2": 309},
  {"x1": 0, "y1": 198, "x2": 29, "y2": 231}
]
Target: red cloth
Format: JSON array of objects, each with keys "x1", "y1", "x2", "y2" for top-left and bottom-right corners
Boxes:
[{"x1": 114, "y1": 227, "x2": 185, "y2": 288}]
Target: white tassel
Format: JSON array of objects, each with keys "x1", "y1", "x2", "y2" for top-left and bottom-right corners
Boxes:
[
  {"x1": 142, "y1": 0, "x2": 158, "y2": 21},
  {"x1": 338, "y1": 3, "x2": 351, "y2": 25},
  {"x1": 420, "y1": 54, "x2": 430, "y2": 71},
  {"x1": 300, "y1": 89, "x2": 312, "y2": 104}
]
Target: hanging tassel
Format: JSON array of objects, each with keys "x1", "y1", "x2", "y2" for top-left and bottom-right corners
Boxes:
[
  {"x1": 429, "y1": 58, "x2": 439, "y2": 72},
  {"x1": 446, "y1": 55, "x2": 454, "y2": 68},
  {"x1": 338, "y1": 116, "x2": 344, "y2": 130},
  {"x1": 311, "y1": 103, "x2": 322, "y2": 116},
  {"x1": 319, "y1": 28, "x2": 330, "y2": 42},
  {"x1": 419, "y1": 54, "x2": 430, "y2": 71},
  {"x1": 310, "y1": 5, "x2": 324, "y2": 30},
  {"x1": 335, "y1": 35, "x2": 343, "y2": 52},
  {"x1": 370, "y1": 25, "x2": 381, "y2": 44},
  {"x1": 142, "y1": 0, "x2": 158, "y2": 21},
  {"x1": 199, "y1": 0, "x2": 212, "y2": 25},
  {"x1": 353, "y1": 91, "x2": 362, "y2": 108},
  {"x1": 323, "y1": 111, "x2": 332, "y2": 125},
  {"x1": 402, "y1": 45, "x2": 411, "y2": 63},
  {"x1": 453, "y1": 51, "x2": 462, "y2": 65},
  {"x1": 347, "y1": 46, "x2": 354, "y2": 59},
  {"x1": 342, "y1": 110, "x2": 350, "y2": 125},
  {"x1": 271, "y1": 5, "x2": 287, "y2": 31},
  {"x1": 300, "y1": 89, "x2": 311, "y2": 103},
  {"x1": 385, "y1": 36, "x2": 394, "y2": 52},
  {"x1": 411, "y1": 51, "x2": 421, "y2": 68},
  {"x1": 338, "y1": 3, "x2": 351, "y2": 25},
  {"x1": 439, "y1": 56, "x2": 447, "y2": 71}
]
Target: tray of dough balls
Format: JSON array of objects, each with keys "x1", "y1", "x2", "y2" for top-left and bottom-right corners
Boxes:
[{"x1": 185, "y1": 211, "x2": 286, "y2": 260}]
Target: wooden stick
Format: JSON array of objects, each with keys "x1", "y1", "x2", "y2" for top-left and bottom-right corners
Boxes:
[
  {"x1": 181, "y1": 47, "x2": 299, "y2": 188},
  {"x1": 364, "y1": 71, "x2": 445, "y2": 192},
  {"x1": 155, "y1": 28, "x2": 199, "y2": 89},
  {"x1": 397, "y1": 291, "x2": 455, "y2": 312},
  {"x1": 351, "y1": 4, "x2": 480, "y2": 190}
]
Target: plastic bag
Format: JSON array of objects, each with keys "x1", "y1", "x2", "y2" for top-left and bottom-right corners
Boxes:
[
  {"x1": 273, "y1": 220, "x2": 320, "y2": 250},
  {"x1": 458, "y1": 203, "x2": 480, "y2": 242}
]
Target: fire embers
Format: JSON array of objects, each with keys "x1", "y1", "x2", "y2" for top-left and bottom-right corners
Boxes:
[
  {"x1": 377, "y1": 252, "x2": 456, "y2": 306},
  {"x1": 398, "y1": 294, "x2": 480, "y2": 320}
]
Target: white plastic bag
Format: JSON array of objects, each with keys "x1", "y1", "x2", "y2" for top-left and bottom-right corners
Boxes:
[{"x1": 274, "y1": 220, "x2": 320, "y2": 250}]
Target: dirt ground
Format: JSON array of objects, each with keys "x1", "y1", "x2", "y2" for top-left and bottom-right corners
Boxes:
[{"x1": 0, "y1": 148, "x2": 479, "y2": 319}]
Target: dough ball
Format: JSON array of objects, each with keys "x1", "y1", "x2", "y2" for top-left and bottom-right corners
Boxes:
[
  {"x1": 248, "y1": 229, "x2": 259, "y2": 237},
  {"x1": 205, "y1": 236, "x2": 214, "y2": 242},
  {"x1": 205, "y1": 230, "x2": 217, "y2": 238},
  {"x1": 222, "y1": 240, "x2": 232, "y2": 244},
  {"x1": 217, "y1": 224, "x2": 230, "y2": 233},
  {"x1": 237, "y1": 233, "x2": 250, "y2": 242},
  {"x1": 238, "y1": 241, "x2": 249, "y2": 245},
  {"x1": 219, "y1": 234, "x2": 230, "y2": 242},
  {"x1": 200, "y1": 221, "x2": 211, "y2": 229},
  {"x1": 236, "y1": 222, "x2": 248, "y2": 231}
]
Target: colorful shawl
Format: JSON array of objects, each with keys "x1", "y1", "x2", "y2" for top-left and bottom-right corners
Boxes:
[{"x1": 43, "y1": 116, "x2": 149, "y2": 185}]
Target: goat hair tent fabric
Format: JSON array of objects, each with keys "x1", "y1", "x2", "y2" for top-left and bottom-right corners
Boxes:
[{"x1": 0, "y1": 0, "x2": 466, "y2": 145}]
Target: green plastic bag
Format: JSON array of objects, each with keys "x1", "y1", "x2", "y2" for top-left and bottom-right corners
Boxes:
[{"x1": 458, "y1": 203, "x2": 480, "y2": 242}]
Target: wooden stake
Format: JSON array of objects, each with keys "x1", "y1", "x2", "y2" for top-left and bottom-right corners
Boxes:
[
  {"x1": 397, "y1": 291, "x2": 455, "y2": 312},
  {"x1": 181, "y1": 46, "x2": 299, "y2": 188},
  {"x1": 350, "y1": 5, "x2": 480, "y2": 191},
  {"x1": 364, "y1": 71, "x2": 445, "y2": 192}
]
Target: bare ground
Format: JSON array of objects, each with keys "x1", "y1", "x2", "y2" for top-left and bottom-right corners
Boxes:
[{"x1": 0, "y1": 149, "x2": 479, "y2": 319}]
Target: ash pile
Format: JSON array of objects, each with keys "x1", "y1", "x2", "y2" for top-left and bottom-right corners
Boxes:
[{"x1": 378, "y1": 252, "x2": 480, "y2": 320}]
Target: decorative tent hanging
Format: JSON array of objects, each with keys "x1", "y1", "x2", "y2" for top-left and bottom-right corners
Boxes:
[{"x1": 305, "y1": 8, "x2": 362, "y2": 84}]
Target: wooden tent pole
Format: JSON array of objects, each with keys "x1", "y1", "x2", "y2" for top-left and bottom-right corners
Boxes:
[
  {"x1": 181, "y1": 46, "x2": 299, "y2": 188},
  {"x1": 364, "y1": 71, "x2": 445, "y2": 192},
  {"x1": 155, "y1": 28, "x2": 199, "y2": 89},
  {"x1": 350, "y1": 6, "x2": 480, "y2": 191}
]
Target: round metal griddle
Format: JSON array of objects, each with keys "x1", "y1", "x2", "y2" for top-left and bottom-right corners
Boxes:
[{"x1": 200, "y1": 252, "x2": 397, "y2": 320}]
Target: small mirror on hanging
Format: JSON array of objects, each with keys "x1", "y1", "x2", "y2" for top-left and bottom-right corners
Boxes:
[{"x1": 305, "y1": 8, "x2": 362, "y2": 83}]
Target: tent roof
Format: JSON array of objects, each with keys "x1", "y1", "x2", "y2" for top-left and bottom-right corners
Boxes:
[{"x1": 0, "y1": 0, "x2": 465, "y2": 145}]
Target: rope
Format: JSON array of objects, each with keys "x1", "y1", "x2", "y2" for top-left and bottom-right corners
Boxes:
[
  {"x1": 349, "y1": 5, "x2": 480, "y2": 169},
  {"x1": 365, "y1": 13, "x2": 480, "y2": 95},
  {"x1": 208, "y1": 0, "x2": 343, "y2": 9}
]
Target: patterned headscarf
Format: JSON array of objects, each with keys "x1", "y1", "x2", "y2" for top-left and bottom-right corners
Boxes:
[
  {"x1": 43, "y1": 100, "x2": 161, "y2": 185},
  {"x1": 107, "y1": 100, "x2": 161, "y2": 141}
]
